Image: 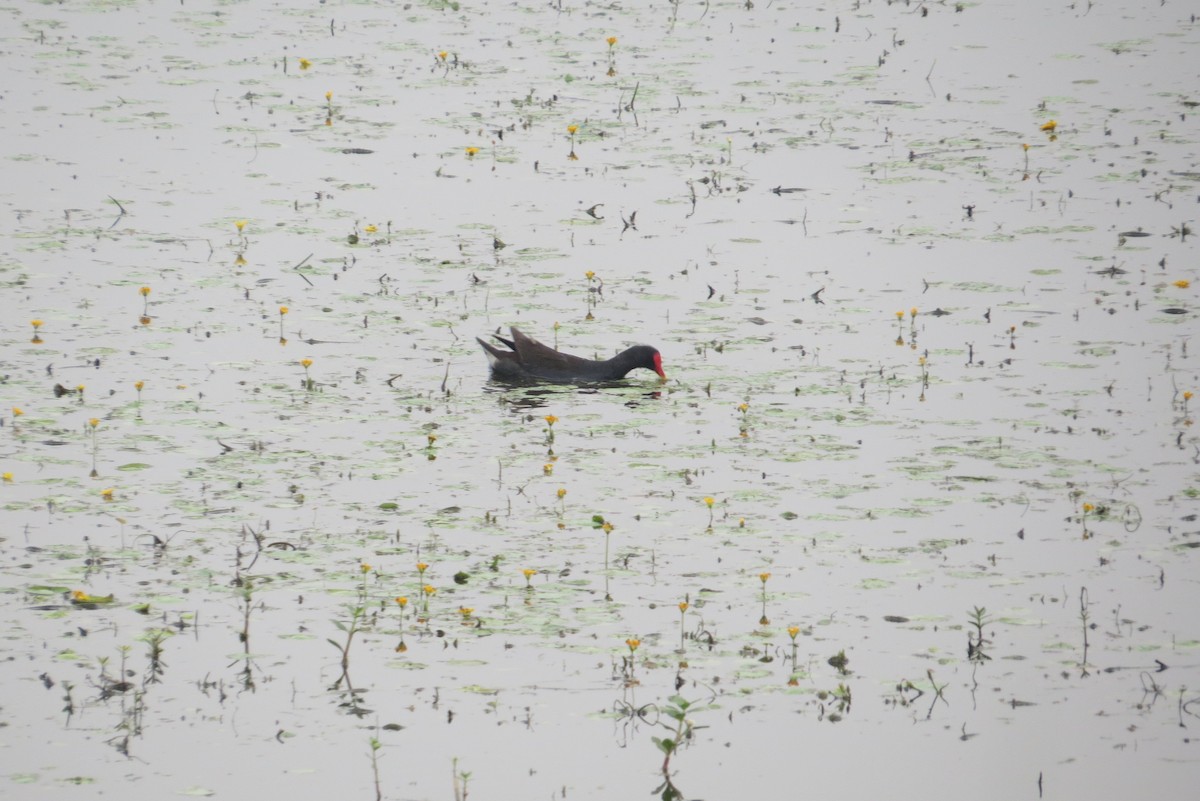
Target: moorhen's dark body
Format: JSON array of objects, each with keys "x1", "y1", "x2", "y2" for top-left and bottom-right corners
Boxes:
[{"x1": 477, "y1": 327, "x2": 666, "y2": 383}]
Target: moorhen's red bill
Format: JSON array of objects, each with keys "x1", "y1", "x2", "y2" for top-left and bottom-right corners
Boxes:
[{"x1": 477, "y1": 327, "x2": 666, "y2": 382}]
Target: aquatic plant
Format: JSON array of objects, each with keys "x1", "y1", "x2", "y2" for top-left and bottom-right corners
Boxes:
[
  {"x1": 966, "y1": 606, "x2": 992, "y2": 663},
  {"x1": 394, "y1": 596, "x2": 408, "y2": 652},
  {"x1": 369, "y1": 731, "x2": 383, "y2": 801},
  {"x1": 142, "y1": 628, "x2": 171, "y2": 685},
  {"x1": 567, "y1": 124, "x2": 579, "y2": 160},
  {"x1": 88, "y1": 417, "x2": 101, "y2": 477},
  {"x1": 329, "y1": 564, "x2": 373, "y2": 686},
  {"x1": 623, "y1": 637, "x2": 640, "y2": 682},
  {"x1": 522, "y1": 568, "x2": 536, "y2": 590},
  {"x1": 758, "y1": 572, "x2": 771, "y2": 624},
  {"x1": 300, "y1": 357, "x2": 314, "y2": 391},
  {"x1": 452, "y1": 757, "x2": 470, "y2": 801},
  {"x1": 678, "y1": 598, "x2": 689, "y2": 651},
  {"x1": 651, "y1": 694, "x2": 714, "y2": 778}
]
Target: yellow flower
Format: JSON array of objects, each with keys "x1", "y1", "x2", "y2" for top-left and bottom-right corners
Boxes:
[
  {"x1": 787, "y1": 625, "x2": 800, "y2": 640},
  {"x1": 12, "y1": 407, "x2": 23, "y2": 417},
  {"x1": 88, "y1": 418, "x2": 99, "y2": 429},
  {"x1": 585, "y1": 270, "x2": 595, "y2": 281},
  {"x1": 625, "y1": 638, "x2": 640, "y2": 652},
  {"x1": 607, "y1": 36, "x2": 618, "y2": 47},
  {"x1": 31, "y1": 319, "x2": 43, "y2": 329},
  {"x1": 523, "y1": 568, "x2": 537, "y2": 579},
  {"x1": 543, "y1": 463, "x2": 553, "y2": 475},
  {"x1": 235, "y1": 219, "x2": 247, "y2": 232},
  {"x1": 139, "y1": 286, "x2": 151, "y2": 297},
  {"x1": 423, "y1": 584, "x2": 436, "y2": 596},
  {"x1": 71, "y1": 590, "x2": 113, "y2": 604},
  {"x1": 299, "y1": 58, "x2": 312, "y2": 70},
  {"x1": 544, "y1": 415, "x2": 558, "y2": 426},
  {"x1": 602, "y1": 522, "x2": 613, "y2": 534},
  {"x1": 417, "y1": 562, "x2": 428, "y2": 574},
  {"x1": 759, "y1": 572, "x2": 771, "y2": 583},
  {"x1": 910, "y1": 307, "x2": 918, "y2": 318},
  {"x1": 459, "y1": 606, "x2": 473, "y2": 617},
  {"x1": 738, "y1": 517, "x2": 745, "y2": 528},
  {"x1": 1185, "y1": 391, "x2": 1194, "y2": 401},
  {"x1": 2, "y1": 472, "x2": 12, "y2": 482},
  {"x1": 1081, "y1": 503, "x2": 1094, "y2": 513},
  {"x1": 465, "y1": 146, "x2": 479, "y2": 157},
  {"x1": 364, "y1": 224, "x2": 377, "y2": 234},
  {"x1": 279, "y1": 305, "x2": 289, "y2": 316},
  {"x1": 76, "y1": 384, "x2": 85, "y2": 393},
  {"x1": 918, "y1": 356, "x2": 926, "y2": 366},
  {"x1": 557, "y1": 488, "x2": 567, "y2": 499},
  {"x1": 1040, "y1": 120, "x2": 1057, "y2": 132},
  {"x1": 300, "y1": 358, "x2": 313, "y2": 368},
  {"x1": 678, "y1": 601, "x2": 689, "y2": 613},
  {"x1": 395, "y1": 596, "x2": 408, "y2": 607},
  {"x1": 101, "y1": 488, "x2": 114, "y2": 500},
  {"x1": 134, "y1": 381, "x2": 144, "y2": 391},
  {"x1": 567, "y1": 124, "x2": 578, "y2": 135},
  {"x1": 895, "y1": 311, "x2": 904, "y2": 319},
  {"x1": 235, "y1": 253, "x2": 247, "y2": 266},
  {"x1": 738, "y1": 402, "x2": 749, "y2": 413},
  {"x1": 704, "y1": 496, "x2": 714, "y2": 508},
  {"x1": 325, "y1": 91, "x2": 333, "y2": 101},
  {"x1": 1174, "y1": 279, "x2": 1190, "y2": 289},
  {"x1": 1022, "y1": 143, "x2": 1030, "y2": 151},
  {"x1": 360, "y1": 563, "x2": 371, "y2": 573},
  {"x1": 437, "y1": 51, "x2": 447, "y2": 61}
]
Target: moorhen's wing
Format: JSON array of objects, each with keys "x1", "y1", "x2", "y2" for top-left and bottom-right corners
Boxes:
[{"x1": 508, "y1": 328, "x2": 601, "y2": 379}]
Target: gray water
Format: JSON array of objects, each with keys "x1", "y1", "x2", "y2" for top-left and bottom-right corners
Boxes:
[{"x1": 2, "y1": 0, "x2": 1198, "y2": 798}]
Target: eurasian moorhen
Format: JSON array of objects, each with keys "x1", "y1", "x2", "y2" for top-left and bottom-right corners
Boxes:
[{"x1": 477, "y1": 327, "x2": 666, "y2": 382}]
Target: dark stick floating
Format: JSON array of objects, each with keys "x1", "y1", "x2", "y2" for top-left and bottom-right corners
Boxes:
[{"x1": 477, "y1": 327, "x2": 666, "y2": 383}]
